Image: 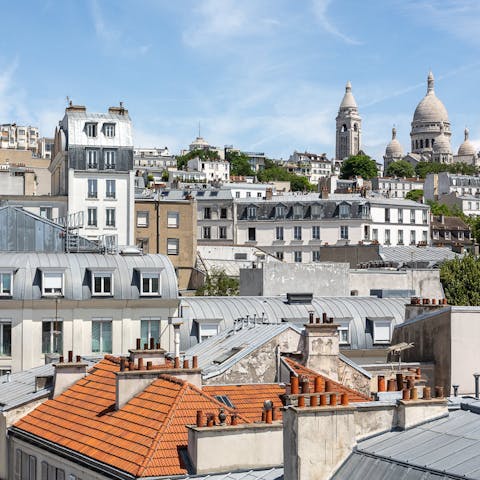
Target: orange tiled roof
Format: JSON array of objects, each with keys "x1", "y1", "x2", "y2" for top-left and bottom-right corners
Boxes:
[
  {"x1": 14, "y1": 357, "x2": 247, "y2": 478},
  {"x1": 283, "y1": 357, "x2": 371, "y2": 402},
  {"x1": 203, "y1": 384, "x2": 286, "y2": 422}
]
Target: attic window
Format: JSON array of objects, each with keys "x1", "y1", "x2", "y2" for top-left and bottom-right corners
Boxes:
[
  {"x1": 41, "y1": 270, "x2": 64, "y2": 297},
  {"x1": 213, "y1": 347, "x2": 243, "y2": 364},
  {"x1": 368, "y1": 318, "x2": 393, "y2": 344},
  {"x1": 215, "y1": 395, "x2": 235, "y2": 409}
]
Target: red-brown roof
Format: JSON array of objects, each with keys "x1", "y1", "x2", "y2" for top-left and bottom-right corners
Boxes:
[
  {"x1": 14, "y1": 357, "x2": 247, "y2": 478},
  {"x1": 203, "y1": 384, "x2": 286, "y2": 422},
  {"x1": 283, "y1": 357, "x2": 371, "y2": 402}
]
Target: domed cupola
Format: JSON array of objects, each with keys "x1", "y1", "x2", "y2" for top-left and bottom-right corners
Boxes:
[
  {"x1": 385, "y1": 127, "x2": 403, "y2": 158},
  {"x1": 413, "y1": 72, "x2": 449, "y2": 124},
  {"x1": 458, "y1": 127, "x2": 476, "y2": 156},
  {"x1": 433, "y1": 123, "x2": 451, "y2": 154}
]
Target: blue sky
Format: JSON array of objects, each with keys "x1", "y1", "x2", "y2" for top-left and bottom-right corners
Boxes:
[{"x1": 3, "y1": 0, "x2": 480, "y2": 161}]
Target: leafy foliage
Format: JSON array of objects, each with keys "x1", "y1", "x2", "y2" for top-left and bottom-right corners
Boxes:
[
  {"x1": 426, "y1": 200, "x2": 464, "y2": 217},
  {"x1": 226, "y1": 150, "x2": 254, "y2": 177},
  {"x1": 405, "y1": 189, "x2": 424, "y2": 202},
  {"x1": 340, "y1": 154, "x2": 378, "y2": 180},
  {"x1": 415, "y1": 161, "x2": 478, "y2": 179},
  {"x1": 385, "y1": 160, "x2": 415, "y2": 178},
  {"x1": 195, "y1": 268, "x2": 239, "y2": 296},
  {"x1": 176, "y1": 148, "x2": 220, "y2": 170},
  {"x1": 440, "y1": 255, "x2": 480, "y2": 305},
  {"x1": 257, "y1": 159, "x2": 316, "y2": 191}
]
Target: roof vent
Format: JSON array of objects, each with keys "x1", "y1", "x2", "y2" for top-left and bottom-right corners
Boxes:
[
  {"x1": 286, "y1": 293, "x2": 313, "y2": 304},
  {"x1": 120, "y1": 246, "x2": 143, "y2": 256}
]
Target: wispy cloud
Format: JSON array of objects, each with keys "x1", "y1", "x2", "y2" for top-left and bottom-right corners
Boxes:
[
  {"x1": 89, "y1": 0, "x2": 151, "y2": 57},
  {"x1": 311, "y1": 0, "x2": 362, "y2": 45}
]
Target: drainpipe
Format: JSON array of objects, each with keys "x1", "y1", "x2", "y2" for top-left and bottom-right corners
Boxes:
[
  {"x1": 474, "y1": 373, "x2": 480, "y2": 399},
  {"x1": 155, "y1": 196, "x2": 160, "y2": 253}
]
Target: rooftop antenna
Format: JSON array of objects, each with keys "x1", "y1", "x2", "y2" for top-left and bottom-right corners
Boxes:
[{"x1": 66, "y1": 96, "x2": 71, "y2": 106}]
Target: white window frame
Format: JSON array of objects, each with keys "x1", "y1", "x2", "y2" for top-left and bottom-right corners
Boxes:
[
  {"x1": 276, "y1": 226, "x2": 284, "y2": 240},
  {"x1": 42, "y1": 271, "x2": 64, "y2": 297},
  {"x1": 137, "y1": 211, "x2": 149, "y2": 227},
  {"x1": 0, "y1": 271, "x2": 13, "y2": 296},
  {"x1": 337, "y1": 321, "x2": 350, "y2": 345},
  {"x1": 104, "y1": 123, "x2": 115, "y2": 137},
  {"x1": 340, "y1": 225, "x2": 349, "y2": 240},
  {"x1": 167, "y1": 238, "x2": 179, "y2": 255},
  {"x1": 91, "y1": 318, "x2": 112, "y2": 353},
  {"x1": 199, "y1": 323, "x2": 218, "y2": 342},
  {"x1": 42, "y1": 318, "x2": 63, "y2": 354},
  {"x1": 312, "y1": 250, "x2": 320, "y2": 262},
  {"x1": 140, "y1": 272, "x2": 161, "y2": 296},
  {"x1": 140, "y1": 317, "x2": 161, "y2": 346},
  {"x1": 294, "y1": 226, "x2": 302, "y2": 240},
  {"x1": 86, "y1": 149, "x2": 98, "y2": 169},
  {"x1": 106, "y1": 179, "x2": 116, "y2": 199},
  {"x1": 312, "y1": 225, "x2": 320, "y2": 240},
  {"x1": 88, "y1": 178, "x2": 97, "y2": 198},
  {"x1": 167, "y1": 212, "x2": 179, "y2": 228},
  {"x1": 373, "y1": 320, "x2": 391, "y2": 344},
  {"x1": 86, "y1": 123, "x2": 97, "y2": 137},
  {"x1": 0, "y1": 319, "x2": 12, "y2": 356},
  {"x1": 87, "y1": 207, "x2": 97, "y2": 227},
  {"x1": 106, "y1": 208, "x2": 116, "y2": 227},
  {"x1": 39, "y1": 206, "x2": 52, "y2": 220},
  {"x1": 91, "y1": 271, "x2": 114, "y2": 296},
  {"x1": 104, "y1": 150, "x2": 116, "y2": 169},
  {"x1": 294, "y1": 251, "x2": 302, "y2": 263}
]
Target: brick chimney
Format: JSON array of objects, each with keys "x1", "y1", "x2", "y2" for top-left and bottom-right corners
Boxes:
[
  {"x1": 302, "y1": 318, "x2": 339, "y2": 381},
  {"x1": 53, "y1": 352, "x2": 88, "y2": 398}
]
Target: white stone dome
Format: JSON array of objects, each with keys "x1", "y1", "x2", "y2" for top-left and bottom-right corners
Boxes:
[
  {"x1": 413, "y1": 72, "x2": 449, "y2": 123},
  {"x1": 385, "y1": 127, "x2": 403, "y2": 157},
  {"x1": 458, "y1": 128, "x2": 476, "y2": 156},
  {"x1": 339, "y1": 81, "x2": 358, "y2": 109},
  {"x1": 433, "y1": 123, "x2": 451, "y2": 154}
]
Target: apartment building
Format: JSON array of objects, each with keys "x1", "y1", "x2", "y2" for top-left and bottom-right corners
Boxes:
[
  {"x1": 135, "y1": 191, "x2": 198, "y2": 290},
  {"x1": 371, "y1": 177, "x2": 424, "y2": 198},
  {"x1": 134, "y1": 147, "x2": 176, "y2": 169},
  {"x1": 49, "y1": 103, "x2": 135, "y2": 247},
  {"x1": 0, "y1": 124, "x2": 39, "y2": 154},
  {"x1": 234, "y1": 194, "x2": 430, "y2": 263},
  {"x1": 187, "y1": 157, "x2": 230, "y2": 183},
  {"x1": 287, "y1": 151, "x2": 333, "y2": 184}
]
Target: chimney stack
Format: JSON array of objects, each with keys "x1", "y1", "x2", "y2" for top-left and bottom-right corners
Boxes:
[{"x1": 52, "y1": 355, "x2": 88, "y2": 398}]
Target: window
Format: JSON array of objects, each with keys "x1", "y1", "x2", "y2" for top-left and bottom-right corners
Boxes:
[
  {"x1": 220, "y1": 208, "x2": 228, "y2": 219},
  {"x1": 246, "y1": 192, "x2": 251, "y2": 197},
  {"x1": 410, "y1": 230, "x2": 416, "y2": 245},
  {"x1": 167, "y1": 212, "x2": 179, "y2": 228},
  {"x1": 92, "y1": 318, "x2": 112, "y2": 353},
  {"x1": 0, "y1": 272, "x2": 12, "y2": 296},
  {"x1": 312, "y1": 251, "x2": 320, "y2": 262},
  {"x1": 398, "y1": 209, "x2": 403, "y2": 224},
  {"x1": 86, "y1": 123, "x2": 97, "y2": 137},
  {"x1": 339, "y1": 204, "x2": 350, "y2": 218},
  {"x1": 410, "y1": 210, "x2": 416, "y2": 224},
  {"x1": 247, "y1": 206, "x2": 257, "y2": 219},
  {"x1": 385, "y1": 208, "x2": 390, "y2": 223},
  {"x1": 92, "y1": 272, "x2": 113, "y2": 295},
  {"x1": 203, "y1": 226, "x2": 211, "y2": 239},
  {"x1": 42, "y1": 319, "x2": 63, "y2": 354},
  {"x1": 275, "y1": 226, "x2": 284, "y2": 241},
  {"x1": 87, "y1": 207, "x2": 97, "y2": 227},
  {"x1": 219, "y1": 226, "x2": 227, "y2": 239},
  {"x1": 106, "y1": 179, "x2": 116, "y2": 198},
  {"x1": 398, "y1": 230, "x2": 404, "y2": 245},
  {"x1": 86, "y1": 149, "x2": 98, "y2": 169},
  {"x1": 106, "y1": 208, "x2": 116, "y2": 227},
  {"x1": 444, "y1": 231, "x2": 451, "y2": 240},
  {"x1": 293, "y1": 205, "x2": 303, "y2": 219},
  {"x1": 373, "y1": 320, "x2": 391, "y2": 344},
  {"x1": 104, "y1": 150, "x2": 116, "y2": 169},
  {"x1": 422, "y1": 230, "x2": 428, "y2": 242},
  {"x1": 199, "y1": 323, "x2": 218, "y2": 342},
  {"x1": 248, "y1": 227, "x2": 256, "y2": 241},
  {"x1": 385, "y1": 229, "x2": 391, "y2": 245},
  {"x1": 294, "y1": 226, "x2": 302, "y2": 240},
  {"x1": 276, "y1": 205, "x2": 285, "y2": 217},
  {"x1": 104, "y1": 123, "x2": 115, "y2": 137},
  {"x1": 338, "y1": 322, "x2": 350, "y2": 344},
  {"x1": 42, "y1": 272, "x2": 63, "y2": 296},
  {"x1": 235, "y1": 192, "x2": 240, "y2": 198},
  {"x1": 141, "y1": 318, "x2": 160, "y2": 347},
  {"x1": 141, "y1": 272, "x2": 160, "y2": 295},
  {"x1": 294, "y1": 251, "x2": 302, "y2": 263},
  {"x1": 372, "y1": 229, "x2": 378, "y2": 242},
  {"x1": 257, "y1": 192, "x2": 262, "y2": 198},
  {"x1": 15, "y1": 449, "x2": 37, "y2": 480},
  {"x1": 422, "y1": 210, "x2": 428, "y2": 224},
  {"x1": 204, "y1": 207, "x2": 211, "y2": 219},
  {"x1": 39, "y1": 207, "x2": 52, "y2": 220},
  {"x1": 0, "y1": 320, "x2": 11, "y2": 356},
  {"x1": 275, "y1": 251, "x2": 284, "y2": 260},
  {"x1": 87, "y1": 179, "x2": 97, "y2": 198},
  {"x1": 137, "y1": 211, "x2": 149, "y2": 227},
  {"x1": 312, "y1": 226, "x2": 320, "y2": 240},
  {"x1": 167, "y1": 238, "x2": 179, "y2": 255},
  {"x1": 340, "y1": 226, "x2": 349, "y2": 240}
]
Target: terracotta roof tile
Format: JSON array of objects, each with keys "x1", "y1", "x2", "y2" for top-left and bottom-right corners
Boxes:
[
  {"x1": 282, "y1": 357, "x2": 371, "y2": 402},
  {"x1": 14, "y1": 358, "x2": 248, "y2": 478}
]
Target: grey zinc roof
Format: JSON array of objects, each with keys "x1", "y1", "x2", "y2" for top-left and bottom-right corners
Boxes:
[
  {"x1": 0, "y1": 252, "x2": 178, "y2": 300},
  {"x1": 334, "y1": 408, "x2": 480, "y2": 480},
  {"x1": 379, "y1": 245, "x2": 458, "y2": 265},
  {"x1": 162, "y1": 468, "x2": 283, "y2": 479},
  {"x1": 185, "y1": 323, "x2": 301, "y2": 378},
  {"x1": 179, "y1": 296, "x2": 408, "y2": 351}
]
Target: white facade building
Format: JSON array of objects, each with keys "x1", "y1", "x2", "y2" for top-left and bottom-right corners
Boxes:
[
  {"x1": 371, "y1": 177, "x2": 424, "y2": 199},
  {"x1": 187, "y1": 157, "x2": 230, "y2": 183},
  {"x1": 221, "y1": 182, "x2": 274, "y2": 199},
  {"x1": 287, "y1": 151, "x2": 333, "y2": 184},
  {"x1": 49, "y1": 103, "x2": 135, "y2": 247},
  {"x1": 0, "y1": 124, "x2": 39, "y2": 154}
]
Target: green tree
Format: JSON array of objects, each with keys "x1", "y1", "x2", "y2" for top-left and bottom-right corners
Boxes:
[
  {"x1": 340, "y1": 154, "x2": 378, "y2": 179},
  {"x1": 226, "y1": 150, "x2": 254, "y2": 177},
  {"x1": 195, "y1": 268, "x2": 239, "y2": 296},
  {"x1": 426, "y1": 200, "x2": 465, "y2": 218},
  {"x1": 405, "y1": 189, "x2": 424, "y2": 202},
  {"x1": 415, "y1": 161, "x2": 478, "y2": 179},
  {"x1": 176, "y1": 148, "x2": 220, "y2": 170},
  {"x1": 161, "y1": 170, "x2": 169, "y2": 182},
  {"x1": 440, "y1": 255, "x2": 480, "y2": 305},
  {"x1": 386, "y1": 160, "x2": 415, "y2": 178},
  {"x1": 290, "y1": 175, "x2": 316, "y2": 192}
]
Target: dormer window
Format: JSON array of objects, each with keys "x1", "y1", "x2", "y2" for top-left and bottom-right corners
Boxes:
[
  {"x1": 275, "y1": 205, "x2": 285, "y2": 217},
  {"x1": 247, "y1": 206, "x2": 257, "y2": 219},
  {"x1": 339, "y1": 203, "x2": 350, "y2": 218},
  {"x1": 104, "y1": 150, "x2": 116, "y2": 169},
  {"x1": 138, "y1": 270, "x2": 162, "y2": 296},
  {"x1": 41, "y1": 271, "x2": 64, "y2": 297},
  {"x1": 91, "y1": 270, "x2": 114, "y2": 296},
  {"x1": 103, "y1": 123, "x2": 115, "y2": 137},
  {"x1": 86, "y1": 123, "x2": 97, "y2": 138},
  {"x1": 0, "y1": 271, "x2": 12, "y2": 296}
]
